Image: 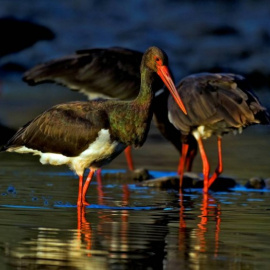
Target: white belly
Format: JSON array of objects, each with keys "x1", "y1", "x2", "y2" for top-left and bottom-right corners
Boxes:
[{"x1": 7, "y1": 129, "x2": 126, "y2": 176}]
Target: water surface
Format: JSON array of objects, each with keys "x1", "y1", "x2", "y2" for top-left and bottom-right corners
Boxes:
[{"x1": 0, "y1": 148, "x2": 270, "y2": 269}]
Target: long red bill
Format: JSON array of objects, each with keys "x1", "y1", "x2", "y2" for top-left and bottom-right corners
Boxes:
[{"x1": 157, "y1": 66, "x2": 187, "y2": 115}]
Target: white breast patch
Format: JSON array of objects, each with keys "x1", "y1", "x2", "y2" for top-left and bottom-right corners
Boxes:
[{"x1": 7, "y1": 129, "x2": 126, "y2": 176}]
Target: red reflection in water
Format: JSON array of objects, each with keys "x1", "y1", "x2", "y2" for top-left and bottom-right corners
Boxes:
[
  {"x1": 178, "y1": 190, "x2": 187, "y2": 252},
  {"x1": 77, "y1": 172, "x2": 130, "y2": 255},
  {"x1": 197, "y1": 193, "x2": 221, "y2": 256},
  {"x1": 178, "y1": 191, "x2": 221, "y2": 257},
  {"x1": 77, "y1": 206, "x2": 92, "y2": 256},
  {"x1": 77, "y1": 173, "x2": 221, "y2": 259},
  {"x1": 121, "y1": 184, "x2": 130, "y2": 222},
  {"x1": 96, "y1": 169, "x2": 105, "y2": 206},
  {"x1": 179, "y1": 190, "x2": 186, "y2": 229}
]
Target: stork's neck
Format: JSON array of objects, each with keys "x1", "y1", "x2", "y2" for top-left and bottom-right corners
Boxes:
[
  {"x1": 108, "y1": 67, "x2": 155, "y2": 148},
  {"x1": 134, "y1": 67, "x2": 154, "y2": 105}
]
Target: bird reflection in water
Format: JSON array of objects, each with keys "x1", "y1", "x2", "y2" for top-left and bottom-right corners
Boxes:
[
  {"x1": 77, "y1": 206, "x2": 92, "y2": 256},
  {"x1": 178, "y1": 191, "x2": 221, "y2": 259},
  {"x1": 196, "y1": 193, "x2": 221, "y2": 256},
  {"x1": 3, "y1": 174, "x2": 224, "y2": 268},
  {"x1": 76, "y1": 173, "x2": 131, "y2": 258}
]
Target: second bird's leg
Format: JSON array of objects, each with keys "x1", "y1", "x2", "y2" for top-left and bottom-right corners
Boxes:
[
  {"x1": 124, "y1": 146, "x2": 134, "y2": 171},
  {"x1": 208, "y1": 136, "x2": 223, "y2": 188},
  {"x1": 178, "y1": 143, "x2": 189, "y2": 188},
  {"x1": 197, "y1": 136, "x2": 210, "y2": 193},
  {"x1": 185, "y1": 148, "x2": 197, "y2": 172}
]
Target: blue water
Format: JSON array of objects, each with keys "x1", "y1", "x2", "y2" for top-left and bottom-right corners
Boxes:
[{"x1": 0, "y1": 161, "x2": 270, "y2": 270}]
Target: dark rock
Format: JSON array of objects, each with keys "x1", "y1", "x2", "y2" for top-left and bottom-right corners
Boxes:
[
  {"x1": 141, "y1": 173, "x2": 236, "y2": 191},
  {"x1": 131, "y1": 168, "x2": 152, "y2": 181},
  {"x1": 264, "y1": 178, "x2": 270, "y2": 189},
  {"x1": 245, "y1": 177, "x2": 266, "y2": 189},
  {"x1": 102, "y1": 168, "x2": 151, "y2": 182},
  {"x1": 141, "y1": 176, "x2": 179, "y2": 189},
  {"x1": 194, "y1": 176, "x2": 237, "y2": 191},
  {"x1": 209, "y1": 177, "x2": 237, "y2": 191},
  {"x1": 141, "y1": 174, "x2": 194, "y2": 189}
]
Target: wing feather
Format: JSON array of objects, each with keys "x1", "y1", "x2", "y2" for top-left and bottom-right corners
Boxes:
[
  {"x1": 169, "y1": 73, "x2": 269, "y2": 134},
  {"x1": 23, "y1": 47, "x2": 144, "y2": 100},
  {"x1": 5, "y1": 101, "x2": 109, "y2": 156}
]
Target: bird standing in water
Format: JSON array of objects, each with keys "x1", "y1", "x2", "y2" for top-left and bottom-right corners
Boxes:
[
  {"x1": 1, "y1": 46, "x2": 187, "y2": 206},
  {"x1": 23, "y1": 47, "x2": 197, "y2": 174},
  {"x1": 168, "y1": 73, "x2": 270, "y2": 193}
]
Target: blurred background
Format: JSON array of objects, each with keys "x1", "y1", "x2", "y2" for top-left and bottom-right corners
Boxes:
[{"x1": 0, "y1": 0, "x2": 269, "y2": 177}]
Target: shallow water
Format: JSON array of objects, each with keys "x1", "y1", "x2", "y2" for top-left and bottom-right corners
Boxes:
[{"x1": 0, "y1": 137, "x2": 270, "y2": 270}]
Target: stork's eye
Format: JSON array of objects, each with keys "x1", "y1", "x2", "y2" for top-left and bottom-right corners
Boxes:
[{"x1": 154, "y1": 56, "x2": 162, "y2": 65}]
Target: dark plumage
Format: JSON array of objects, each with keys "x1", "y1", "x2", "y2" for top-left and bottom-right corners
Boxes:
[
  {"x1": 23, "y1": 47, "x2": 197, "y2": 172},
  {"x1": 24, "y1": 48, "x2": 145, "y2": 100},
  {"x1": 168, "y1": 72, "x2": 270, "y2": 192},
  {"x1": 2, "y1": 46, "x2": 187, "y2": 206}
]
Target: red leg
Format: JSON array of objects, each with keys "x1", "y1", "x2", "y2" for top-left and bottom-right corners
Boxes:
[
  {"x1": 124, "y1": 146, "x2": 134, "y2": 171},
  {"x1": 77, "y1": 175, "x2": 84, "y2": 207},
  {"x1": 197, "y1": 137, "x2": 210, "y2": 193},
  {"x1": 185, "y1": 148, "x2": 196, "y2": 172},
  {"x1": 178, "y1": 143, "x2": 189, "y2": 188},
  {"x1": 81, "y1": 169, "x2": 96, "y2": 206},
  {"x1": 208, "y1": 137, "x2": 223, "y2": 188}
]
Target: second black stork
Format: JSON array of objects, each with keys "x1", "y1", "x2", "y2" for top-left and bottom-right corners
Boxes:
[
  {"x1": 168, "y1": 72, "x2": 270, "y2": 193},
  {"x1": 1, "y1": 46, "x2": 187, "y2": 206}
]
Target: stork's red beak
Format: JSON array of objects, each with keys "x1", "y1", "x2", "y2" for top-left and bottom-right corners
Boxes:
[{"x1": 157, "y1": 66, "x2": 187, "y2": 115}]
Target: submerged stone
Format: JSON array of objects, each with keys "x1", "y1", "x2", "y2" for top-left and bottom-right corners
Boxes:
[
  {"x1": 141, "y1": 173, "x2": 236, "y2": 191},
  {"x1": 264, "y1": 178, "x2": 270, "y2": 189},
  {"x1": 193, "y1": 176, "x2": 236, "y2": 191},
  {"x1": 245, "y1": 177, "x2": 266, "y2": 189},
  {"x1": 102, "y1": 168, "x2": 151, "y2": 183}
]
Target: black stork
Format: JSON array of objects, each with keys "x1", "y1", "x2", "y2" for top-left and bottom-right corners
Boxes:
[
  {"x1": 23, "y1": 47, "x2": 198, "y2": 174},
  {"x1": 1, "y1": 46, "x2": 187, "y2": 206},
  {"x1": 168, "y1": 72, "x2": 270, "y2": 193}
]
